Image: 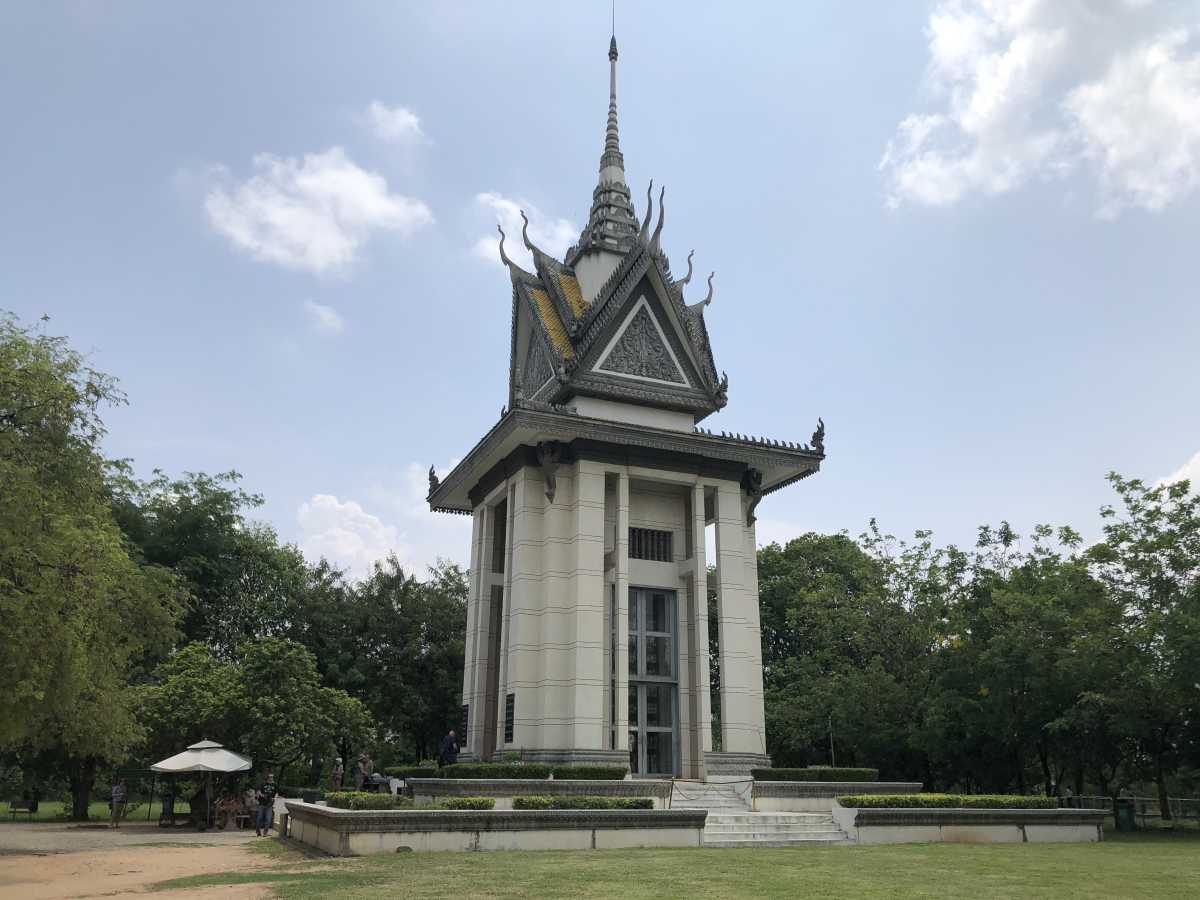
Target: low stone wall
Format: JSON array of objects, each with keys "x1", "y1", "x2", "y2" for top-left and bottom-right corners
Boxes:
[
  {"x1": 831, "y1": 802, "x2": 1105, "y2": 845},
  {"x1": 285, "y1": 801, "x2": 706, "y2": 855},
  {"x1": 406, "y1": 778, "x2": 672, "y2": 809},
  {"x1": 752, "y1": 782, "x2": 923, "y2": 812}
]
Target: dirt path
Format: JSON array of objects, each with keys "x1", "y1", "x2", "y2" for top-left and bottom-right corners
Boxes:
[{"x1": 0, "y1": 824, "x2": 276, "y2": 899}]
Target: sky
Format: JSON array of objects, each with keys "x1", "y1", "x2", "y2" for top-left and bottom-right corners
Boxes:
[{"x1": 3, "y1": 1, "x2": 1199, "y2": 578}]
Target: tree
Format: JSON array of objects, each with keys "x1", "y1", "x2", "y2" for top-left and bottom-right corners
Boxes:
[
  {"x1": 1087, "y1": 473, "x2": 1200, "y2": 819},
  {"x1": 0, "y1": 314, "x2": 184, "y2": 817},
  {"x1": 138, "y1": 638, "x2": 373, "y2": 780},
  {"x1": 111, "y1": 470, "x2": 309, "y2": 656}
]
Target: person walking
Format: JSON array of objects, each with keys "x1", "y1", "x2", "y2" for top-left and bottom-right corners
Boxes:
[
  {"x1": 254, "y1": 772, "x2": 277, "y2": 837},
  {"x1": 438, "y1": 729, "x2": 460, "y2": 768},
  {"x1": 109, "y1": 778, "x2": 128, "y2": 829}
]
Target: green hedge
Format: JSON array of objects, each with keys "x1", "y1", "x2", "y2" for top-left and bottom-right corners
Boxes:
[
  {"x1": 437, "y1": 797, "x2": 495, "y2": 810},
  {"x1": 550, "y1": 765, "x2": 629, "y2": 780},
  {"x1": 439, "y1": 763, "x2": 553, "y2": 780},
  {"x1": 838, "y1": 793, "x2": 1058, "y2": 809},
  {"x1": 753, "y1": 767, "x2": 880, "y2": 782},
  {"x1": 436, "y1": 763, "x2": 629, "y2": 780},
  {"x1": 325, "y1": 792, "x2": 402, "y2": 810},
  {"x1": 383, "y1": 764, "x2": 437, "y2": 780},
  {"x1": 512, "y1": 796, "x2": 654, "y2": 810},
  {"x1": 278, "y1": 785, "x2": 325, "y2": 800}
]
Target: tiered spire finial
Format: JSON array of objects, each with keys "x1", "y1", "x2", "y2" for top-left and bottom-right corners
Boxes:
[{"x1": 565, "y1": 32, "x2": 639, "y2": 266}]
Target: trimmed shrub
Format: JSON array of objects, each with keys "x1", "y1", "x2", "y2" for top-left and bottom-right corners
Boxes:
[
  {"x1": 437, "y1": 797, "x2": 496, "y2": 810},
  {"x1": 439, "y1": 763, "x2": 553, "y2": 780},
  {"x1": 383, "y1": 764, "x2": 437, "y2": 780},
  {"x1": 550, "y1": 765, "x2": 629, "y2": 780},
  {"x1": 512, "y1": 795, "x2": 653, "y2": 810},
  {"x1": 325, "y1": 792, "x2": 402, "y2": 810},
  {"x1": 753, "y1": 767, "x2": 880, "y2": 782},
  {"x1": 278, "y1": 785, "x2": 325, "y2": 801},
  {"x1": 838, "y1": 793, "x2": 1058, "y2": 810}
]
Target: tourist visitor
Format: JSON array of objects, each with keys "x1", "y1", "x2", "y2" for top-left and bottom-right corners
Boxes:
[
  {"x1": 353, "y1": 753, "x2": 367, "y2": 790},
  {"x1": 438, "y1": 729, "x2": 460, "y2": 768},
  {"x1": 255, "y1": 772, "x2": 277, "y2": 836},
  {"x1": 332, "y1": 757, "x2": 344, "y2": 790},
  {"x1": 109, "y1": 778, "x2": 128, "y2": 829}
]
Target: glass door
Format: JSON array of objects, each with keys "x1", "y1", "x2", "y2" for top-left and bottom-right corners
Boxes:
[{"x1": 628, "y1": 588, "x2": 678, "y2": 776}]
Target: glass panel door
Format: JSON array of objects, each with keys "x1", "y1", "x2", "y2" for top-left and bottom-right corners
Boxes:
[{"x1": 628, "y1": 588, "x2": 678, "y2": 776}]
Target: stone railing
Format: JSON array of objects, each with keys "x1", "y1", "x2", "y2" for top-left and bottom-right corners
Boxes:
[
  {"x1": 831, "y1": 801, "x2": 1105, "y2": 845},
  {"x1": 285, "y1": 800, "x2": 707, "y2": 856}
]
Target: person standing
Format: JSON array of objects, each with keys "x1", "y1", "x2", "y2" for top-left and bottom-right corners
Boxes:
[
  {"x1": 438, "y1": 730, "x2": 460, "y2": 768},
  {"x1": 109, "y1": 779, "x2": 128, "y2": 829},
  {"x1": 254, "y1": 772, "x2": 277, "y2": 837},
  {"x1": 332, "y1": 757, "x2": 344, "y2": 790}
]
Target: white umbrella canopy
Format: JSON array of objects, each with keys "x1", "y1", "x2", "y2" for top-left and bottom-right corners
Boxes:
[{"x1": 151, "y1": 740, "x2": 252, "y2": 774}]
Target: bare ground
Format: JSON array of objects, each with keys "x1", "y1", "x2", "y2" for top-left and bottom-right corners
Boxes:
[{"x1": 0, "y1": 822, "x2": 276, "y2": 899}]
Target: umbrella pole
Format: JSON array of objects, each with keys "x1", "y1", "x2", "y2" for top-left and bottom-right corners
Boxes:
[{"x1": 148, "y1": 775, "x2": 155, "y2": 821}]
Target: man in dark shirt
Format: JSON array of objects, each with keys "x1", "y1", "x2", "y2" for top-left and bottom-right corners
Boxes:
[
  {"x1": 438, "y1": 730, "x2": 460, "y2": 768},
  {"x1": 255, "y1": 772, "x2": 277, "y2": 836}
]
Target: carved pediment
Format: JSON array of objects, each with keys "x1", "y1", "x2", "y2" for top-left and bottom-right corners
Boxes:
[{"x1": 595, "y1": 299, "x2": 689, "y2": 386}]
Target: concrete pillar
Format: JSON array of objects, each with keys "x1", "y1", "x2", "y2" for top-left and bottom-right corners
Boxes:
[
  {"x1": 690, "y1": 483, "x2": 713, "y2": 767},
  {"x1": 571, "y1": 460, "x2": 607, "y2": 750},
  {"x1": 462, "y1": 504, "x2": 486, "y2": 760},
  {"x1": 713, "y1": 482, "x2": 767, "y2": 757},
  {"x1": 614, "y1": 471, "x2": 631, "y2": 753}
]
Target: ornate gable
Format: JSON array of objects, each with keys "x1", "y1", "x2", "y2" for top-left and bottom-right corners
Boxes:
[{"x1": 596, "y1": 299, "x2": 688, "y2": 386}]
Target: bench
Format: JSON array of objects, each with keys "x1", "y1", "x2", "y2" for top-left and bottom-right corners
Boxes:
[{"x1": 8, "y1": 800, "x2": 35, "y2": 820}]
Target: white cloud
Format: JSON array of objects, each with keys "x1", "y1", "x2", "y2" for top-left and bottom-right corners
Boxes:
[
  {"x1": 361, "y1": 101, "x2": 427, "y2": 147},
  {"x1": 1160, "y1": 450, "x2": 1200, "y2": 489},
  {"x1": 302, "y1": 299, "x2": 345, "y2": 335},
  {"x1": 471, "y1": 192, "x2": 578, "y2": 268},
  {"x1": 881, "y1": 1, "x2": 1200, "y2": 216},
  {"x1": 205, "y1": 146, "x2": 434, "y2": 273},
  {"x1": 297, "y1": 461, "x2": 470, "y2": 580}
]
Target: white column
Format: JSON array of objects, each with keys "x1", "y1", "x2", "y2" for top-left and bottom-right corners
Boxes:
[
  {"x1": 613, "y1": 471, "x2": 631, "y2": 753},
  {"x1": 713, "y1": 482, "x2": 767, "y2": 757},
  {"x1": 571, "y1": 460, "x2": 608, "y2": 751},
  {"x1": 462, "y1": 505, "x2": 486, "y2": 760},
  {"x1": 691, "y1": 483, "x2": 714, "y2": 765}
]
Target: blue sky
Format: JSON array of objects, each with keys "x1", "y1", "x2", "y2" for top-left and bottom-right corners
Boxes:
[{"x1": 4, "y1": 1, "x2": 1199, "y2": 577}]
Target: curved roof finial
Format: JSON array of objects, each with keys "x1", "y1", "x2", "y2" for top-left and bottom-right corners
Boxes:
[
  {"x1": 650, "y1": 186, "x2": 666, "y2": 254},
  {"x1": 497, "y1": 224, "x2": 513, "y2": 267},
  {"x1": 638, "y1": 180, "x2": 653, "y2": 241},
  {"x1": 678, "y1": 250, "x2": 695, "y2": 287},
  {"x1": 519, "y1": 210, "x2": 534, "y2": 251},
  {"x1": 702, "y1": 272, "x2": 714, "y2": 306}
]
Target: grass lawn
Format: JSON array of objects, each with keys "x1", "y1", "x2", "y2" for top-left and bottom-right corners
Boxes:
[
  {"x1": 155, "y1": 831, "x2": 1200, "y2": 899},
  {"x1": 6, "y1": 799, "x2": 190, "y2": 823}
]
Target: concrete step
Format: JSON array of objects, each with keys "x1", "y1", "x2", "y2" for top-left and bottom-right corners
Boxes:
[
  {"x1": 700, "y1": 830, "x2": 844, "y2": 835},
  {"x1": 703, "y1": 836, "x2": 851, "y2": 848},
  {"x1": 706, "y1": 813, "x2": 833, "y2": 822}
]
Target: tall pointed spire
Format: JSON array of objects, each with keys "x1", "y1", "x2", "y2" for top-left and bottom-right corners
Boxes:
[
  {"x1": 565, "y1": 32, "x2": 638, "y2": 270},
  {"x1": 600, "y1": 34, "x2": 624, "y2": 181}
]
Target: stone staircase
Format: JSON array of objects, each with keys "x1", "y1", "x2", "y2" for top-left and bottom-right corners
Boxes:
[
  {"x1": 670, "y1": 781, "x2": 851, "y2": 848},
  {"x1": 702, "y1": 812, "x2": 849, "y2": 848}
]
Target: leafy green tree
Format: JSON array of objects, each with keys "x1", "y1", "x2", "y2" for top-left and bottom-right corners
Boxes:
[
  {"x1": 0, "y1": 313, "x2": 183, "y2": 817},
  {"x1": 1088, "y1": 473, "x2": 1200, "y2": 819},
  {"x1": 138, "y1": 638, "x2": 373, "y2": 778},
  {"x1": 111, "y1": 470, "x2": 309, "y2": 656}
]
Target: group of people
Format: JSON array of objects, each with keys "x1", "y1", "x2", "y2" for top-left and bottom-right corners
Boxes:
[{"x1": 330, "y1": 752, "x2": 375, "y2": 790}]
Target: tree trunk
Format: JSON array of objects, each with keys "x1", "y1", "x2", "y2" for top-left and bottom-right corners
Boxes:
[
  {"x1": 1073, "y1": 766, "x2": 1084, "y2": 798},
  {"x1": 1037, "y1": 740, "x2": 1053, "y2": 797},
  {"x1": 68, "y1": 756, "x2": 97, "y2": 821},
  {"x1": 1155, "y1": 756, "x2": 1173, "y2": 822}
]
